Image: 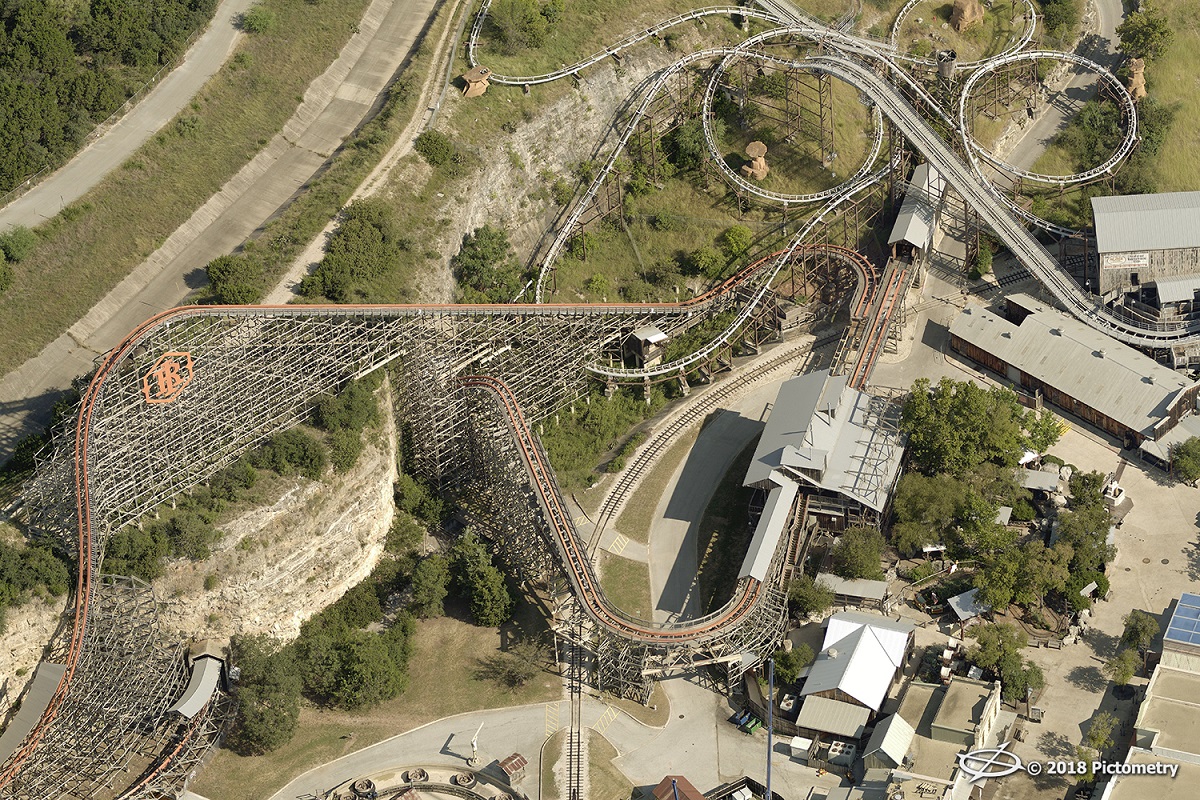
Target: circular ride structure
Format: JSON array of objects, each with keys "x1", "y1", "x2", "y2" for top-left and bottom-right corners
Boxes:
[
  {"x1": 889, "y1": 0, "x2": 1038, "y2": 68},
  {"x1": 5, "y1": 1, "x2": 1197, "y2": 796},
  {"x1": 956, "y1": 50, "x2": 1139, "y2": 236},
  {"x1": 958, "y1": 50, "x2": 1139, "y2": 185},
  {"x1": 701, "y1": 40, "x2": 886, "y2": 205}
]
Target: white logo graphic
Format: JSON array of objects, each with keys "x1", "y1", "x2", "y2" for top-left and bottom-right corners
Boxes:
[{"x1": 957, "y1": 743, "x2": 1025, "y2": 784}]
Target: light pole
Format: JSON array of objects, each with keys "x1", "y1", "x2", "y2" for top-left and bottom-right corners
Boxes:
[
  {"x1": 468, "y1": 721, "x2": 483, "y2": 766},
  {"x1": 766, "y1": 658, "x2": 774, "y2": 800}
]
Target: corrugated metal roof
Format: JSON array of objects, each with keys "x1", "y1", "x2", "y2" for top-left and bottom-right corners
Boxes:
[
  {"x1": 0, "y1": 662, "x2": 66, "y2": 765},
  {"x1": 948, "y1": 587, "x2": 990, "y2": 621},
  {"x1": 816, "y1": 572, "x2": 888, "y2": 601},
  {"x1": 825, "y1": 611, "x2": 914, "y2": 656},
  {"x1": 745, "y1": 370, "x2": 841, "y2": 487},
  {"x1": 738, "y1": 480, "x2": 799, "y2": 582},
  {"x1": 631, "y1": 325, "x2": 668, "y2": 344},
  {"x1": 950, "y1": 295, "x2": 1194, "y2": 436},
  {"x1": 744, "y1": 371, "x2": 905, "y2": 512},
  {"x1": 167, "y1": 655, "x2": 223, "y2": 719},
  {"x1": 1019, "y1": 469, "x2": 1060, "y2": 491},
  {"x1": 802, "y1": 613, "x2": 913, "y2": 711},
  {"x1": 1091, "y1": 191, "x2": 1200, "y2": 254},
  {"x1": 888, "y1": 163, "x2": 946, "y2": 249},
  {"x1": 1139, "y1": 413, "x2": 1200, "y2": 462},
  {"x1": 795, "y1": 695, "x2": 871, "y2": 738},
  {"x1": 1152, "y1": 275, "x2": 1200, "y2": 305},
  {"x1": 864, "y1": 712, "x2": 916, "y2": 766}
]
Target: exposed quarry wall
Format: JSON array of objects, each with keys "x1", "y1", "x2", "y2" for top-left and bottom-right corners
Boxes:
[{"x1": 155, "y1": 386, "x2": 399, "y2": 642}]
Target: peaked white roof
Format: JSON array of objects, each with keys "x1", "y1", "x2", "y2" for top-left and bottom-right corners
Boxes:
[{"x1": 801, "y1": 612, "x2": 915, "y2": 711}]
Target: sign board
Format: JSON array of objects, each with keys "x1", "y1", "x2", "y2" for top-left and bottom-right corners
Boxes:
[{"x1": 1101, "y1": 252, "x2": 1150, "y2": 269}]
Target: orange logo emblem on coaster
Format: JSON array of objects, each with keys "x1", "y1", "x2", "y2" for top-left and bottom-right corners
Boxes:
[{"x1": 142, "y1": 352, "x2": 194, "y2": 404}]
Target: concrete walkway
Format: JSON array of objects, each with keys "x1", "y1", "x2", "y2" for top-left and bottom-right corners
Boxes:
[
  {"x1": 0, "y1": 0, "x2": 439, "y2": 462},
  {"x1": 0, "y1": 0, "x2": 254, "y2": 233},
  {"x1": 267, "y1": 676, "x2": 849, "y2": 800}
]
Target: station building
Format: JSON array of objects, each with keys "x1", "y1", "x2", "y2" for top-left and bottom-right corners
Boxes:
[
  {"x1": 949, "y1": 294, "x2": 1200, "y2": 449},
  {"x1": 1091, "y1": 191, "x2": 1200, "y2": 310}
]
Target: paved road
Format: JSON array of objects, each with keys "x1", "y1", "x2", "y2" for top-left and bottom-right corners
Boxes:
[
  {"x1": 0, "y1": 0, "x2": 439, "y2": 463},
  {"x1": 1002, "y1": 0, "x2": 1126, "y2": 172},
  {"x1": 0, "y1": 0, "x2": 255, "y2": 233},
  {"x1": 266, "y1": 676, "x2": 847, "y2": 800}
]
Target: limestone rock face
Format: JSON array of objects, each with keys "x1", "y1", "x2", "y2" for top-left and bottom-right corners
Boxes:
[
  {"x1": 951, "y1": 0, "x2": 985, "y2": 32},
  {"x1": 1128, "y1": 57, "x2": 1147, "y2": 103},
  {"x1": 740, "y1": 141, "x2": 770, "y2": 181}
]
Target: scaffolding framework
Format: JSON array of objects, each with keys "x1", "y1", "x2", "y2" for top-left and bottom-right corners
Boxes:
[{"x1": 0, "y1": 576, "x2": 228, "y2": 800}]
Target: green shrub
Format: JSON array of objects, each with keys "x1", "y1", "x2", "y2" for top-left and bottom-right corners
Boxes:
[
  {"x1": 414, "y1": 130, "x2": 455, "y2": 166},
  {"x1": 551, "y1": 178, "x2": 573, "y2": 205},
  {"x1": 240, "y1": 5, "x2": 277, "y2": 33},
  {"x1": 206, "y1": 253, "x2": 264, "y2": 304},
  {"x1": 328, "y1": 429, "x2": 363, "y2": 473},
  {"x1": 0, "y1": 226, "x2": 36, "y2": 263},
  {"x1": 0, "y1": 258, "x2": 12, "y2": 294},
  {"x1": 253, "y1": 428, "x2": 327, "y2": 479}
]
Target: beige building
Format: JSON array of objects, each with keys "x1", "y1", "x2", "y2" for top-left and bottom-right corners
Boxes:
[{"x1": 1092, "y1": 191, "x2": 1200, "y2": 305}]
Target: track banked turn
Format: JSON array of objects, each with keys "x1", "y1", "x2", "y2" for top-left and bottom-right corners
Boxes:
[{"x1": 5, "y1": 1, "x2": 1193, "y2": 793}]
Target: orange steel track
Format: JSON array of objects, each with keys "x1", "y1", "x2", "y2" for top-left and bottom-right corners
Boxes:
[
  {"x1": 0, "y1": 243, "x2": 877, "y2": 790},
  {"x1": 461, "y1": 374, "x2": 764, "y2": 642}
]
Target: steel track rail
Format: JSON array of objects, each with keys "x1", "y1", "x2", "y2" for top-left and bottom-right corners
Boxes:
[
  {"x1": 888, "y1": 0, "x2": 1038, "y2": 69},
  {"x1": 466, "y1": 3, "x2": 789, "y2": 85},
  {"x1": 463, "y1": 373, "x2": 768, "y2": 642},
  {"x1": 958, "y1": 50, "x2": 1139, "y2": 186}
]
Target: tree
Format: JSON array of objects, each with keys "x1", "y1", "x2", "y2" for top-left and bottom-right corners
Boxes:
[
  {"x1": 1116, "y1": 7, "x2": 1174, "y2": 61},
  {"x1": 772, "y1": 646, "x2": 812, "y2": 686},
  {"x1": 788, "y1": 574, "x2": 833, "y2": 617},
  {"x1": 206, "y1": 254, "x2": 263, "y2": 304},
  {"x1": 1069, "y1": 470, "x2": 1106, "y2": 508},
  {"x1": 667, "y1": 120, "x2": 707, "y2": 171},
  {"x1": 479, "y1": 636, "x2": 547, "y2": 690},
  {"x1": 900, "y1": 378, "x2": 1029, "y2": 477},
  {"x1": 1024, "y1": 410, "x2": 1063, "y2": 453},
  {"x1": 968, "y1": 623, "x2": 1043, "y2": 700},
  {"x1": 410, "y1": 554, "x2": 450, "y2": 618},
  {"x1": 969, "y1": 623, "x2": 1028, "y2": 670},
  {"x1": 688, "y1": 245, "x2": 726, "y2": 279},
  {"x1": 721, "y1": 225, "x2": 753, "y2": 262},
  {"x1": 450, "y1": 530, "x2": 513, "y2": 627},
  {"x1": 1084, "y1": 710, "x2": 1118, "y2": 753},
  {"x1": 831, "y1": 527, "x2": 885, "y2": 581},
  {"x1": 468, "y1": 562, "x2": 513, "y2": 627},
  {"x1": 488, "y1": 0, "x2": 548, "y2": 53},
  {"x1": 1103, "y1": 649, "x2": 1139, "y2": 686},
  {"x1": 1121, "y1": 609, "x2": 1160, "y2": 653},
  {"x1": 1171, "y1": 437, "x2": 1200, "y2": 483},
  {"x1": 891, "y1": 473, "x2": 967, "y2": 556},
  {"x1": 330, "y1": 632, "x2": 407, "y2": 710},
  {"x1": 228, "y1": 634, "x2": 302, "y2": 754},
  {"x1": 452, "y1": 225, "x2": 523, "y2": 303}
]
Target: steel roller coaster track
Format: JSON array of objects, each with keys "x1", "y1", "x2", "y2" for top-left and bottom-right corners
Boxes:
[{"x1": 0, "y1": 1, "x2": 1188, "y2": 795}]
